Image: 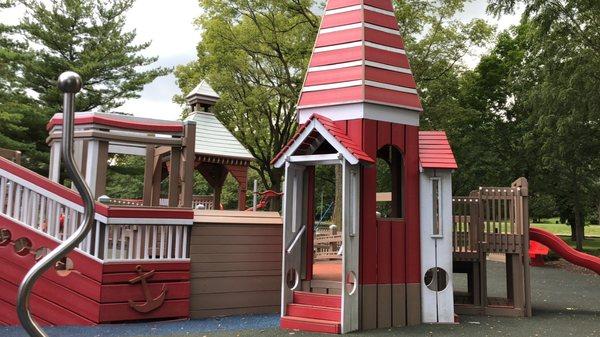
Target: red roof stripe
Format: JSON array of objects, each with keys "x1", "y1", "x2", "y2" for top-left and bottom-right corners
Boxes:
[
  {"x1": 418, "y1": 131, "x2": 458, "y2": 169},
  {"x1": 322, "y1": 11, "x2": 363, "y2": 29},
  {"x1": 365, "y1": 47, "x2": 410, "y2": 68},
  {"x1": 364, "y1": 86, "x2": 422, "y2": 111},
  {"x1": 305, "y1": 66, "x2": 363, "y2": 86},
  {"x1": 315, "y1": 29, "x2": 363, "y2": 47},
  {"x1": 365, "y1": 66, "x2": 417, "y2": 88},
  {"x1": 364, "y1": 10, "x2": 399, "y2": 30},
  {"x1": 299, "y1": 86, "x2": 364, "y2": 107},
  {"x1": 364, "y1": 28, "x2": 404, "y2": 49},
  {"x1": 310, "y1": 47, "x2": 363, "y2": 67},
  {"x1": 326, "y1": 0, "x2": 362, "y2": 10},
  {"x1": 364, "y1": 0, "x2": 394, "y2": 11}
]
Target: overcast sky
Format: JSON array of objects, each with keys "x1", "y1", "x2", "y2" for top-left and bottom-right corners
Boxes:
[{"x1": 2, "y1": 1, "x2": 521, "y2": 121}]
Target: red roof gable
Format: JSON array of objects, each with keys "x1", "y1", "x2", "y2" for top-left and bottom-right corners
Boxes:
[
  {"x1": 418, "y1": 131, "x2": 457, "y2": 170},
  {"x1": 272, "y1": 114, "x2": 373, "y2": 166},
  {"x1": 297, "y1": 0, "x2": 422, "y2": 112}
]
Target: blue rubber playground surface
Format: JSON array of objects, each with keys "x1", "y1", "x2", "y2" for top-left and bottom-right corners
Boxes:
[
  {"x1": 2, "y1": 262, "x2": 599, "y2": 337},
  {"x1": 0, "y1": 314, "x2": 280, "y2": 337}
]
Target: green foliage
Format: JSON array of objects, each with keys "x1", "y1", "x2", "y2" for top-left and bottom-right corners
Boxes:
[
  {"x1": 530, "y1": 194, "x2": 558, "y2": 222},
  {"x1": 174, "y1": 0, "x2": 319, "y2": 192},
  {"x1": 0, "y1": 0, "x2": 168, "y2": 173},
  {"x1": 105, "y1": 155, "x2": 145, "y2": 199},
  {"x1": 0, "y1": 1, "x2": 41, "y2": 166}
]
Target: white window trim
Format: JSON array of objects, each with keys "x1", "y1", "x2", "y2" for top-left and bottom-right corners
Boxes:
[{"x1": 430, "y1": 177, "x2": 443, "y2": 238}]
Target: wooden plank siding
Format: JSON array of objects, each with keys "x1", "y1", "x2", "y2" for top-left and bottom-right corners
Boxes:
[{"x1": 190, "y1": 211, "x2": 283, "y2": 318}]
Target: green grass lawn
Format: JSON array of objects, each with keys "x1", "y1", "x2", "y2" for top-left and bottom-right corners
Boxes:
[
  {"x1": 532, "y1": 217, "x2": 600, "y2": 237},
  {"x1": 531, "y1": 218, "x2": 600, "y2": 256}
]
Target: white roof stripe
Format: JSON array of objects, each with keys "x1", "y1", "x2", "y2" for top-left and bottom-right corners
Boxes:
[
  {"x1": 303, "y1": 80, "x2": 363, "y2": 92},
  {"x1": 363, "y1": 5, "x2": 395, "y2": 17},
  {"x1": 307, "y1": 60, "x2": 411, "y2": 74},
  {"x1": 364, "y1": 23, "x2": 401, "y2": 35},
  {"x1": 303, "y1": 80, "x2": 417, "y2": 94},
  {"x1": 325, "y1": 4, "x2": 362, "y2": 15},
  {"x1": 318, "y1": 22, "x2": 401, "y2": 38},
  {"x1": 320, "y1": 22, "x2": 362, "y2": 34},
  {"x1": 309, "y1": 60, "x2": 363, "y2": 72},
  {"x1": 365, "y1": 61, "x2": 412, "y2": 74},
  {"x1": 365, "y1": 80, "x2": 418, "y2": 94},
  {"x1": 314, "y1": 41, "x2": 363, "y2": 53},
  {"x1": 364, "y1": 41, "x2": 405, "y2": 54}
]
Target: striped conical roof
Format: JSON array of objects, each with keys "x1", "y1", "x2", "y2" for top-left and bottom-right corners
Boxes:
[{"x1": 298, "y1": 0, "x2": 422, "y2": 113}]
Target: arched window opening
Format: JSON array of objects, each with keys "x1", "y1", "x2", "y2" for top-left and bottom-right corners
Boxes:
[{"x1": 376, "y1": 145, "x2": 404, "y2": 218}]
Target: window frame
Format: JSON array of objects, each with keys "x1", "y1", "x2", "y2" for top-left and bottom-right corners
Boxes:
[{"x1": 430, "y1": 177, "x2": 443, "y2": 238}]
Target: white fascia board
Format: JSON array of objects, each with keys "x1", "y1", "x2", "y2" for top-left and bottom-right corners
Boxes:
[{"x1": 298, "y1": 103, "x2": 420, "y2": 126}]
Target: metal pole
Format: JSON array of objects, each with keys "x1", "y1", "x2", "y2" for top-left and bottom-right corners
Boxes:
[
  {"x1": 16, "y1": 72, "x2": 95, "y2": 337},
  {"x1": 252, "y1": 179, "x2": 258, "y2": 211}
]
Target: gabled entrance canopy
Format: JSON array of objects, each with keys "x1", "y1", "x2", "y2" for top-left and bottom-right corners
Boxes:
[{"x1": 272, "y1": 114, "x2": 374, "y2": 168}]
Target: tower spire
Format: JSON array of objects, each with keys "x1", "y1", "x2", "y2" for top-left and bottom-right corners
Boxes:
[{"x1": 297, "y1": 0, "x2": 422, "y2": 124}]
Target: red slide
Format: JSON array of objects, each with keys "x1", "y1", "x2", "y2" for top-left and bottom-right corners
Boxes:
[{"x1": 529, "y1": 227, "x2": 600, "y2": 275}]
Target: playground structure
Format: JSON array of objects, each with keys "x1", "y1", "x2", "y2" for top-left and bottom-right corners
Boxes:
[{"x1": 1, "y1": 0, "x2": 600, "y2": 335}]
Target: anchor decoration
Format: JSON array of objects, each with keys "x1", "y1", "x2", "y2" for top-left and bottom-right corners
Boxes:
[{"x1": 128, "y1": 265, "x2": 168, "y2": 313}]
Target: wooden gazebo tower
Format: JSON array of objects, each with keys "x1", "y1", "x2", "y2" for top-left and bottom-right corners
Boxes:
[{"x1": 185, "y1": 81, "x2": 255, "y2": 210}]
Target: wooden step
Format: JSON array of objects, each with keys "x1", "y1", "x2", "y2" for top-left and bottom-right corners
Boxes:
[
  {"x1": 293, "y1": 291, "x2": 341, "y2": 308},
  {"x1": 287, "y1": 303, "x2": 341, "y2": 321},
  {"x1": 280, "y1": 316, "x2": 341, "y2": 334}
]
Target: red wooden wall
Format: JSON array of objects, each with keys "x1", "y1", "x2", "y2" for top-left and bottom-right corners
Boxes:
[
  {"x1": 0, "y1": 216, "x2": 190, "y2": 327},
  {"x1": 333, "y1": 118, "x2": 422, "y2": 329}
]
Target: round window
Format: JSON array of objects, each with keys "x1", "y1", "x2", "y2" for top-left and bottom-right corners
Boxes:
[
  {"x1": 285, "y1": 268, "x2": 299, "y2": 290},
  {"x1": 424, "y1": 267, "x2": 449, "y2": 292}
]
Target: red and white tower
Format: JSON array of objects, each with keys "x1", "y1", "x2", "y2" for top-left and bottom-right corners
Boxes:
[{"x1": 274, "y1": 0, "x2": 457, "y2": 333}]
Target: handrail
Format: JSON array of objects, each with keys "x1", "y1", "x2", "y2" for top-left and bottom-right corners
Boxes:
[
  {"x1": 17, "y1": 71, "x2": 95, "y2": 337},
  {"x1": 286, "y1": 225, "x2": 306, "y2": 254}
]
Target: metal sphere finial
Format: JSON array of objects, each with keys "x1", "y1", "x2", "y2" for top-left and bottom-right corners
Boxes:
[{"x1": 57, "y1": 71, "x2": 82, "y2": 93}]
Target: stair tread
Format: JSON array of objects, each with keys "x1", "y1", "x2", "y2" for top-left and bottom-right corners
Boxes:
[
  {"x1": 281, "y1": 315, "x2": 341, "y2": 325},
  {"x1": 289, "y1": 303, "x2": 341, "y2": 311},
  {"x1": 294, "y1": 291, "x2": 340, "y2": 298}
]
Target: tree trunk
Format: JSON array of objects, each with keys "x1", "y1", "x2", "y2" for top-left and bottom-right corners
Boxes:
[
  {"x1": 574, "y1": 208, "x2": 584, "y2": 251},
  {"x1": 568, "y1": 213, "x2": 576, "y2": 241},
  {"x1": 268, "y1": 168, "x2": 283, "y2": 211},
  {"x1": 332, "y1": 165, "x2": 342, "y2": 228}
]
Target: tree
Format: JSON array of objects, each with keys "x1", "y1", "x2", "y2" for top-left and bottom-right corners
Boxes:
[
  {"x1": 175, "y1": 0, "x2": 494, "y2": 198},
  {"x1": 487, "y1": 0, "x2": 600, "y2": 250},
  {"x1": 0, "y1": 1, "x2": 41, "y2": 164},
  {"x1": 11, "y1": 0, "x2": 169, "y2": 172}
]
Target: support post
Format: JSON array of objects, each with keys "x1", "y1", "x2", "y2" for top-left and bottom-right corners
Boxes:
[
  {"x1": 168, "y1": 147, "x2": 182, "y2": 207},
  {"x1": 49, "y1": 142, "x2": 61, "y2": 182},
  {"x1": 180, "y1": 122, "x2": 196, "y2": 208},
  {"x1": 143, "y1": 144, "x2": 156, "y2": 206}
]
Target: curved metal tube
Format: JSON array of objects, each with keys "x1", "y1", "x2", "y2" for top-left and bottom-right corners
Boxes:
[{"x1": 16, "y1": 72, "x2": 95, "y2": 337}]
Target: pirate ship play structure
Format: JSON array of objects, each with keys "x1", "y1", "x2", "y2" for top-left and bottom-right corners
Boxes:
[{"x1": 1, "y1": 0, "x2": 600, "y2": 335}]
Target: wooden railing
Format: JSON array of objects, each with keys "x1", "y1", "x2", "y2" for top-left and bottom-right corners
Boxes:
[
  {"x1": 0, "y1": 147, "x2": 21, "y2": 165},
  {"x1": 453, "y1": 178, "x2": 529, "y2": 255},
  {"x1": 0, "y1": 157, "x2": 194, "y2": 262},
  {"x1": 314, "y1": 226, "x2": 342, "y2": 261},
  {"x1": 103, "y1": 195, "x2": 214, "y2": 210}
]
